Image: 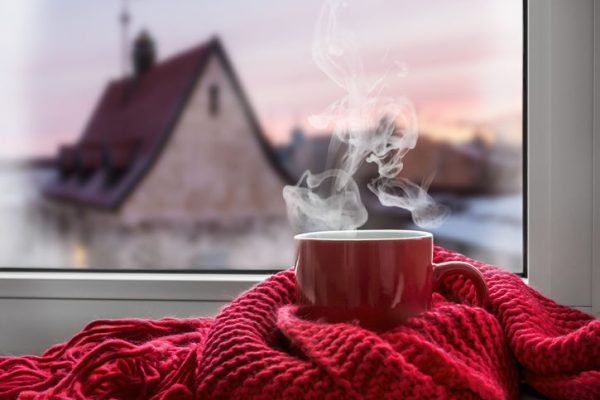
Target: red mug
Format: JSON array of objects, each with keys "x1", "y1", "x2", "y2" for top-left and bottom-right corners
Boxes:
[{"x1": 294, "y1": 229, "x2": 489, "y2": 330}]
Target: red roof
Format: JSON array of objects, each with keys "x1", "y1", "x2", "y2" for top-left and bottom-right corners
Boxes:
[{"x1": 45, "y1": 38, "x2": 291, "y2": 209}]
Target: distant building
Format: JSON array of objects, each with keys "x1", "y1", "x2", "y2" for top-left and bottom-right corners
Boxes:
[
  {"x1": 280, "y1": 131, "x2": 338, "y2": 181},
  {"x1": 45, "y1": 32, "x2": 291, "y2": 226},
  {"x1": 278, "y1": 130, "x2": 521, "y2": 195},
  {"x1": 398, "y1": 135, "x2": 487, "y2": 194}
]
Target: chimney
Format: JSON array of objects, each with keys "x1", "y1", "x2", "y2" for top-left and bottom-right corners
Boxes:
[{"x1": 132, "y1": 30, "x2": 156, "y2": 76}]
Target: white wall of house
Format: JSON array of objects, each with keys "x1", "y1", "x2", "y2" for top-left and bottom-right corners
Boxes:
[{"x1": 120, "y1": 55, "x2": 287, "y2": 225}]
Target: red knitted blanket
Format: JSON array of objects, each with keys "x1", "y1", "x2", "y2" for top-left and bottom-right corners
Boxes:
[{"x1": 1, "y1": 247, "x2": 598, "y2": 399}]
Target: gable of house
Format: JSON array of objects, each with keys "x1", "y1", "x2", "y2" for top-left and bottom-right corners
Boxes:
[
  {"x1": 120, "y1": 46, "x2": 288, "y2": 223},
  {"x1": 44, "y1": 38, "x2": 292, "y2": 212}
]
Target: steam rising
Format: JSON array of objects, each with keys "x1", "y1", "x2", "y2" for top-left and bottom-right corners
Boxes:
[
  {"x1": 283, "y1": 169, "x2": 367, "y2": 233},
  {"x1": 284, "y1": 0, "x2": 448, "y2": 233}
]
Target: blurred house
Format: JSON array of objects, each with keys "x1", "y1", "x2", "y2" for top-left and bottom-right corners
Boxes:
[
  {"x1": 45, "y1": 32, "x2": 291, "y2": 226},
  {"x1": 278, "y1": 129, "x2": 521, "y2": 195},
  {"x1": 402, "y1": 134, "x2": 522, "y2": 194},
  {"x1": 398, "y1": 135, "x2": 487, "y2": 194}
]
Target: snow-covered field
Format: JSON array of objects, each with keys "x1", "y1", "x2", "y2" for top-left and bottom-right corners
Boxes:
[{"x1": 423, "y1": 194, "x2": 523, "y2": 272}]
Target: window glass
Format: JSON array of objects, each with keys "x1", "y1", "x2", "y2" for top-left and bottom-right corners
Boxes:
[
  {"x1": 0, "y1": 0, "x2": 523, "y2": 272},
  {"x1": 209, "y1": 85, "x2": 220, "y2": 117}
]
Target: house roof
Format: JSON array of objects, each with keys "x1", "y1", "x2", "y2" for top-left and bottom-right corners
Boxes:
[{"x1": 45, "y1": 37, "x2": 293, "y2": 209}]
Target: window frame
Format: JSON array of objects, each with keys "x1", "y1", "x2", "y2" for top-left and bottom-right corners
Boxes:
[
  {"x1": 0, "y1": 0, "x2": 598, "y2": 355},
  {"x1": 526, "y1": 0, "x2": 598, "y2": 311}
]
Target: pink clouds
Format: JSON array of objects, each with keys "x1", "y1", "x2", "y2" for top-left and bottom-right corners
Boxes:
[{"x1": 1, "y1": 0, "x2": 523, "y2": 159}]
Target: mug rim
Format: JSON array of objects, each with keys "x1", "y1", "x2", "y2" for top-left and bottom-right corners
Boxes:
[{"x1": 294, "y1": 229, "x2": 432, "y2": 241}]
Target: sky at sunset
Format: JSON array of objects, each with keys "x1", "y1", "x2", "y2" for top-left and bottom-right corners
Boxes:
[{"x1": 0, "y1": 0, "x2": 522, "y2": 160}]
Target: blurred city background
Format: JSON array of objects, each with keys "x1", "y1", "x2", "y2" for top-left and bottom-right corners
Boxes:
[{"x1": 0, "y1": 0, "x2": 523, "y2": 271}]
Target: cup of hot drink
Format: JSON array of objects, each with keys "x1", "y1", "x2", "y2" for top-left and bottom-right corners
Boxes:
[{"x1": 294, "y1": 229, "x2": 489, "y2": 330}]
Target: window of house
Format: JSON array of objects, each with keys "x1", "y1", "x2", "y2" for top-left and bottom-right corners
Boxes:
[
  {"x1": 209, "y1": 84, "x2": 220, "y2": 116},
  {"x1": 0, "y1": 0, "x2": 524, "y2": 273}
]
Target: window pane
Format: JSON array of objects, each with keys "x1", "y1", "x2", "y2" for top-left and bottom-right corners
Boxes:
[{"x1": 0, "y1": 0, "x2": 523, "y2": 272}]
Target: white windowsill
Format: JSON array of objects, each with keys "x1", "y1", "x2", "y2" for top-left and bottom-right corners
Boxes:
[
  {"x1": 0, "y1": 270, "x2": 526, "y2": 302},
  {"x1": 0, "y1": 271, "x2": 270, "y2": 301},
  {"x1": 4, "y1": 271, "x2": 594, "y2": 313}
]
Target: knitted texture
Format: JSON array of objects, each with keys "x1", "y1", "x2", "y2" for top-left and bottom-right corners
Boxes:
[{"x1": 0, "y1": 247, "x2": 598, "y2": 399}]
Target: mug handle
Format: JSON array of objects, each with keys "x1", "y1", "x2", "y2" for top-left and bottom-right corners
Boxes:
[{"x1": 432, "y1": 261, "x2": 489, "y2": 308}]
